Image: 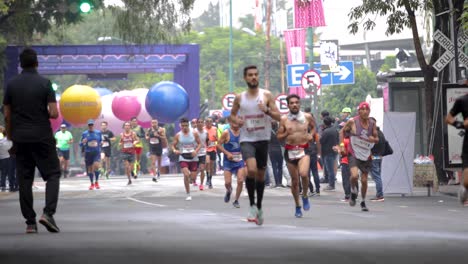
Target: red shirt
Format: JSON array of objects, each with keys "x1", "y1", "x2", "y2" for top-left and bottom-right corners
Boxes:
[{"x1": 340, "y1": 137, "x2": 350, "y2": 164}]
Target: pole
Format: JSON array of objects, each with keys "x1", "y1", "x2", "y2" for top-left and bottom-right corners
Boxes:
[
  {"x1": 279, "y1": 33, "x2": 285, "y2": 93},
  {"x1": 229, "y1": 0, "x2": 233, "y2": 92},
  {"x1": 448, "y1": 0, "x2": 458, "y2": 83},
  {"x1": 307, "y1": 27, "x2": 317, "y2": 119}
]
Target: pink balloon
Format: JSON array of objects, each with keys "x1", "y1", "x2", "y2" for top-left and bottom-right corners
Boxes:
[
  {"x1": 96, "y1": 94, "x2": 125, "y2": 134},
  {"x1": 137, "y1": 120, "x2": 152, "y2": 128},
  {"x1": 111, "y1": 90, "x2": 141, "y2": 122},
  {"x1": 50, "y1": 101, "x2": 63, "y2": 132}
]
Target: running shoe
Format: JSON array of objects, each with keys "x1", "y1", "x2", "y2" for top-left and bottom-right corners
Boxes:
[
  {"x1": 94, "y1": 182, "x2": 100, "y2": 189},
  {"x1": 127, "y1": 180, "x2": 132, "y2": 186},
  {"x1": 295, "y1": 206, "x2": 303, "y2": 218},
  {"x1": 233, "y1": 200, "x2": 240, "y2": 208},
  {"x1": 157, "y1": 171, "x2": 161, "y2": 180},
  {"x1": 247, "y1": 205, "x2": 258, "y2": 222},
  {"x1": 360, "y1": 201, "x2": 369, "y2": 212},
  {"x1": 302, "y1": 196, "x2": 310, "y2": 211},
  {"x1": 193, "y1": 182, "x2": 198, "y2": 187},
  {"x1": 224, "y1": 188, "x2": 232, "y2": 203},
  {"x1": 152, "y1": 177, "x2": 158, "y2": 182},
  {"x1": 209, "y1": 183, "x2": 213, "y2": 189},
  {"x1": 185, "y1": 195, "x2": 192, "y2": 201},
  {"x1": 199, "y1": 184, "x2": 204, "y2": 191},
  {"x1": 341, "y1": 197, "x2": 350, "y2": 202},
  {"x1": 105, "y1": 171, "x2": 110, "y2": 179},
  {"x1": 458, "y1": 186, "x2": 468, "y2": 205},
  {"x1": 26, "y1": 224, "x2": 38, "y2": 234},
  {"x1": 370, "y1": 196, "x2": 385, "y2": 202},
  {"x1": 256, "y1": 209, "x2": 264, "y2": 225},
  {"x1": 39, "y1": 214, "x2": 60, "y2": 233},
  {"x1": 349, "y1": 192, "x2": 357, "y2": 207},
  {"x1": 89, "y1": 183, "x2": 94, "y2": 190}
]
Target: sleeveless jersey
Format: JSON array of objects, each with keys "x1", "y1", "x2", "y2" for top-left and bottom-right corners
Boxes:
[
  {"x1": 239, "y1": 89, "x2": 271, "y2": 142},
  {"x1": 349, "y1": 116, "x2": 375, "y2": 161},
  {"x1": 223, "y1": 129, "x2": 243, "y2": 165},
  {"x1": 120, "y1": 132, "x2": 135, "y2": 154},
  {"x1": 147, "y1": 127, "x2": 162, "y2": 149},
  {"x1": 196, "y1": 128, "x2": 207, "y2": 157},
  {"x1": 178, "y1": 130, "x2": 199, "y2": 162}
]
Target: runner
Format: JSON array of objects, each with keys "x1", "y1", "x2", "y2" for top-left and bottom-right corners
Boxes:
[
  {"x1": 445, "y1": 92, "x2": 468, "y2": 205},
  {"x1": 276, "y1": 94, "x2": 315, "y2": 218},
  {"x1": 172, "y1": 117, "x2": 202, "y2": 201},
  {"x1": 100, "y1": 121, "x2": 115, "y2": 179},
  {"x1": 130, "y1": 117, "x2": 145, "y2": 178},
  {"x1": 230, "y1": 65, "x2": 281, "y2": 225},
  {"x1": 194, "y1": 118, "x2": 207, "y2": 190},
  {"x1": 205, "y1": 117, "x2": 217, "y2": 189},
  {"x1": 217, "y1": 116, "x2": 246, "y2": 208},
  {"x1": 119, "y1": 121, "x2": 139, "y2": 185},
  {"x1": 340, "y1": 102, "x2": 379, "y2": 212},
  {"x1": 145, "y1": 118, "x2": 167, "y2": 182},
  {"x1": 80, "y1": 119, "x2": 102, "y2": 190},
  {"x1": 54, "y1": 124, "x2": 73, "y2": 178}
]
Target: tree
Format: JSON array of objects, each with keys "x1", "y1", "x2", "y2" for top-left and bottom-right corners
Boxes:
[
  {"x1": 321, "y1": 67, "x2": 377, "y2": 117},
  {"x1": 192, "y1": 1, "x2": 220, "y2": 32},
  {"x1": 239, "y1": 14, "x2": 255, "y2": 30},
  {"x1": 462, "y1": 2, "x2": 468, "y2": 31}
]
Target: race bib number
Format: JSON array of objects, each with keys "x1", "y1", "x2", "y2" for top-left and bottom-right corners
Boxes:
[
  {"x1": 232, "y1": 152, "x2": 242, "y2": 162},
  {"x1": 288, "y1": 148, "x2": 305, "y2": 160},
  {"x1": 88, "y1": 140, "x2": 98, "y2": 147},
  {"x1": 102, "y1": 141, "x2": 110, "y2": 147},
  {"x1": 150, "y1": 138, "x2": 159, "y2": 144},
  {"x1": 208, "y1": 141, "x2": 216, "y2": 147},
  {"x1": 182, "y1": 144, "x2": 195, "y2": 153},
  {"x1": 198, "y1": 147, "x2": 206, "y2": 156},
  {"x1": 245, "y1": 115, "x2": 266, "y2": 131},
  {"x1": 350, "y1": 136, "x2": 374, "y2": 161},
  {"x1": 123, "y1": 142, "x2": 133, "y2": 148}
]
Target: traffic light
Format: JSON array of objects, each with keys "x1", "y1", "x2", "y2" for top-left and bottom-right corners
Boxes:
[{"x1": 79, "y1": 1, "x2": 92, "y2": 13}]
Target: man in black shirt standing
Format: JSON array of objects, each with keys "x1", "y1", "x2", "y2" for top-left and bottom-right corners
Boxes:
[
  {"x1": 446, "y1": 92, "x2": 468, "y2": 206},
  {"x1": 3, "y1": 48, "x2": 61, "y2": 233},
  {"x1": 320, "y1": 116, "x2": 339, "y2": 191}
]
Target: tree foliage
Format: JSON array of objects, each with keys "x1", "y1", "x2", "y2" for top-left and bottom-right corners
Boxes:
[{"x1": 191, "y1": 1, "x2": 220, "y2": 32}]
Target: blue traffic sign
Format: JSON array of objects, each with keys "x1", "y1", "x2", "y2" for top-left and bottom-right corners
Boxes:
[{"x1": 286, "y1": 61, "x2": 355, "y2": 86}]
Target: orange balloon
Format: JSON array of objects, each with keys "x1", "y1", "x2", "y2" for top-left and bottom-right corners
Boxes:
[{"x1": 59, "y1": 85, "x2": 102, "y2": 126}]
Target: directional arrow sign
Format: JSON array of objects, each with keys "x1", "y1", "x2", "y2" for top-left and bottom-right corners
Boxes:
[
  {"x1": 334, "y1": 65, "x2": 352, "y2": 80},
  {"x1": 286, "y1": 61, "x2": 354, "y2": 86},
  {"x1": 331, "y1": 61, "x2": 354, "y2": 85}
]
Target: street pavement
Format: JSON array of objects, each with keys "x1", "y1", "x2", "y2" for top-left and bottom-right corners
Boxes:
[{"x1": 1, "y1": 173, "x2": 468, "y2": 264}]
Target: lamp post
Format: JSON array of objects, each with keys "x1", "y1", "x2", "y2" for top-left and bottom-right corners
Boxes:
[{"x1": 229, "y1": 0, "x2": 233, "y2": 92}]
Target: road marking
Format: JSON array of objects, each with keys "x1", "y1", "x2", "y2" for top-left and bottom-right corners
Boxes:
[{"x1": 126, "y1": 197, "x2": 167, "y2": 207}]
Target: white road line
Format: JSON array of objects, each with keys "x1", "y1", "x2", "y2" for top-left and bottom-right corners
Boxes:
[{"x1": 126, "y1": 197, "x2": 167, "y2": 207}]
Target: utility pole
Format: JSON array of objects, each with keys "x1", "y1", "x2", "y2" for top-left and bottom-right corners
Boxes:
[{"x1": 264, "y1": 0, "x2": 272, "y2": 90}]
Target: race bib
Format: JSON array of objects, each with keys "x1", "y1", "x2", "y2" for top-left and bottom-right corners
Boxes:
[
  {"x1": 245, "y1": 115, "x2": 266, "y2": 131},
  {"x1": 182, "y1": 144, "x2": 195, "y2": 153},
  {"x1": 123, "y1": 142, "x2": 133, "y2": 148},
  {"x1": 208, "y1": 141, "x2": 216, "y2": 147},
  {"x1": 150, "y1": 138, "x2": 159, "y2": 144},
  {"x1": 232, "y1": 152, "x2": 242, "y2": 162},
  {"x1": 102, "y1": 141, "x2": 110, "y2": 147},
  {"x1": 288, "y1": 148, "x2": 305, "y2": 160},
  {"x1": 350, "y1": 136, "x2": 374, "y2": 161},
  {"x1": 88, "y1": 140, "x2": 98, "y2": 147},
  {"x1": 198, "y1": 147, "x2": 206, "y2": 156}
]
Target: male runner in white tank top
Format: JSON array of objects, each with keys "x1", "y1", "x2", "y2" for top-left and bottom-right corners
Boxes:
[{"x1": 230, "y1": 65, "x2": 281, "y2": 225}]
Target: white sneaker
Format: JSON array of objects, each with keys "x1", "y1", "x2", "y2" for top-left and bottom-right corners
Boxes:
[
  {"x1": 247, "y1": 205, "x2": 257, "y2": 222},
  {"x1": 458, "y1": 186, "x2": 467, "y2": 205},
  {"x1": 185, "y1": 196, "x2": 192, "y2": 201}
]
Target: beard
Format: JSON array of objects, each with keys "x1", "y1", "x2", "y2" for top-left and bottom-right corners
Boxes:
[
  {"x1": 290, "y1": 108, "x2": 299, "y2": 115},
  {"x1": 247, "y1": 81, "x2": 258, "y2": 89}
]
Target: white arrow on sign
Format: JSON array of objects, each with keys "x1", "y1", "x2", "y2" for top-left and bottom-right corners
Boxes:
[{"x1": 333, "y1": 65, "x2": 351, "y2": 80}]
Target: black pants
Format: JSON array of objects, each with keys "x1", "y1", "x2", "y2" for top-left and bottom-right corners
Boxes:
[
  {"x1": 15, "y1": 141, "x2": 61, "y2": 225},
  {"x1": 269, "y1": 149, "x2": 283, "y2": 186}
]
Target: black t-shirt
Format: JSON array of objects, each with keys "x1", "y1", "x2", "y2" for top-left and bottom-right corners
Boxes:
[
  {"x1": 450, "y1": 94, "x2": 468, "y2": 148},
  {"x1": 320, "y1": 126, "x2": 339, "y2": 156},
  {"x1": 147, "y1": 127, "x2": 163, "y2": 149},
  {"x1": 101, "y1": 130, "x2": 115, "y2": 149},
  {"x1": 3, "y1": 69, "x2": 56, "y2": 142}
]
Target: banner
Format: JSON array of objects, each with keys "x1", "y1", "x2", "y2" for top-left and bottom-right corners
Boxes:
[
  {"x1": 284, "y1": 29, "x2": 307, "y2": 98},
  {"x1": 294, "y1": 0, "x2": 326, "y2": 28}
]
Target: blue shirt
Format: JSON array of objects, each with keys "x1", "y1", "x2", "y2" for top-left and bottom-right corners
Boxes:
[{"x1": 80, "y1": 129, "x2": 102, "y2": 153}]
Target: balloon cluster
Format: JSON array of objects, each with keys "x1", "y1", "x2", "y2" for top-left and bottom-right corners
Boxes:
[{"x1": 51, "y1": 81, "x2": 189, "y2": 133}]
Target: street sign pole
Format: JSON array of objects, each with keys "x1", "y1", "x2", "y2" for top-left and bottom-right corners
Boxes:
[{"x1": 307, "y1": 27, "x2": 318, "y2": 119}]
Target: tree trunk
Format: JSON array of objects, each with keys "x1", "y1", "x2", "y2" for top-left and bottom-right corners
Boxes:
[{"x1": 264, "y1": 0, "x2": 272, "y2": 90}]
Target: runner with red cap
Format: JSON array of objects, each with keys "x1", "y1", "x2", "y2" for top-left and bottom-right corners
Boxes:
[{"x1": 339, "y1": 101, "x2": 379, "y2": 212}]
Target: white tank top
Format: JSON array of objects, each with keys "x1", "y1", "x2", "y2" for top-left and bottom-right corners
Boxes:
[
  {"x1": 239, "y1": 89, "x2": 271, "y2": 142},
  {"x1": 196, "y1": 128, "x2": 207, "y2": 156}
]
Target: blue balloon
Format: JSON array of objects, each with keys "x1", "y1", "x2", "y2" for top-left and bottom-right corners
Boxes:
[
  {"x1": 146, "y1": 81, "x2": 189, "y2": 123},
  {"x1": 94, "y1": 87, "x2": 113, "y2": 97}
]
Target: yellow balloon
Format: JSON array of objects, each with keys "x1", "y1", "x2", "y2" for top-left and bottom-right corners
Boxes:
[{"x1": 59, "y1": 85, "x2": 102, "y2": 126}]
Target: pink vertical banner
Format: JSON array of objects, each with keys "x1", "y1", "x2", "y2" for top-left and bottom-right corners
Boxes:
[
  {"x1": 284, "y1": 29, "x2": 307, "y2": 98},
  {"x1": 294, "y1": 0, "x2": 326, "y2": 28}
]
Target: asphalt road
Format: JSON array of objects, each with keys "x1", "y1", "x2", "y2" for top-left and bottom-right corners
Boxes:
[{"x1": 1, "y1": 174, "x2": 467, "y2": 264}]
